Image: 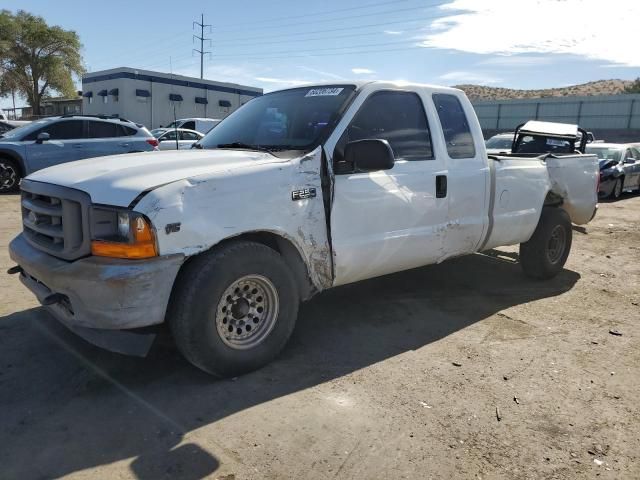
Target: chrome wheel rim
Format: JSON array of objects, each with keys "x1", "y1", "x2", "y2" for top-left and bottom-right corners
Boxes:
[
  {"x1": 547, "y1": 225, "x2": 566, "y2": 264},
  {"x1": 0, "y1": 162, "x2": 17, "y2": 191},
  {"x1": 215, "y1": 275, "x2": 279, "y2": 350}
]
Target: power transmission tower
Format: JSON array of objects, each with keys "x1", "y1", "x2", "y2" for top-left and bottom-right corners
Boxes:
[{"x1": 193, "y1": 13, "x2": 211, "y2": 79}]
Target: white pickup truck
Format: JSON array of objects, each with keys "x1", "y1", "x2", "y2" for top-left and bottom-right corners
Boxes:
[{"x1": 8, "y1": 82, "x2": 598, "y2": 376}]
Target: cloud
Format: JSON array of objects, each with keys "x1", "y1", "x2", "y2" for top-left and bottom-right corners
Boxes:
[
  {"x1": 477, "y1": 55, "x2": 555, "y2": 67},
  {"x1": 419, "y1": 0, "x2": 640, "y2": 67},
  {"x1": 352, "y1": 68, "x2": 375, "y2": 75},
  {"x1": 298, "y1": 66, "x2": 346, "y2": 80},
  {"x1": 439, "y1": 71, "x2": 502, "y2": 85},
  {"x1": 254, "y1": 77, "x2": 310, "y2": 91},
  {"x1": 383, "y1": 30, "x2": 403, "y2": 35}
]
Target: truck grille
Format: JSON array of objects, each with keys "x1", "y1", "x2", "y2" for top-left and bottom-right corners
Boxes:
[{"x1": 21, "y1": 180, "x2": 91, "y2": 260}]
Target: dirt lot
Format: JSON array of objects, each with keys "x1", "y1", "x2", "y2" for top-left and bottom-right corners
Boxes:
[{"x1": 0, "y1": 192, "x2": 638, "y2": 480}]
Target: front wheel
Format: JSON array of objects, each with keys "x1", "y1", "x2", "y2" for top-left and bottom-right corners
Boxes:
[
  {"x1": 519, "y1": 207, "x2": 572, "y2": 280},
  {"x1": 168, "y1": 241, "x2": 299, "y2": 377},
  {"x1": 0, "y1": 158, "x2": 20, "y2": 193}
]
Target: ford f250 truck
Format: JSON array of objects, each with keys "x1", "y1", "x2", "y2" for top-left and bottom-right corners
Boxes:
[{"x1": 8, "y1": 82, "x2": 598, "y2": 377}]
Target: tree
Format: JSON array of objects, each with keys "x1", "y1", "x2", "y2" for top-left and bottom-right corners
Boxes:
[
  {"x1": 624, "y1": 78, "x2": 640, "y2": 94},
  {"x1": 0, "y1": 10, "x2": 84, "y2": 116}
]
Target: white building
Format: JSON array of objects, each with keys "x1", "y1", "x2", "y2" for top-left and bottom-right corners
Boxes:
[{"x1": 82, "y1": 67, "x2": 263, "y2": 129}]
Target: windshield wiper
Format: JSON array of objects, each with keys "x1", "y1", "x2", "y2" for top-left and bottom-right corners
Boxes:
[{"x1": 217, "y1": 142, "x2": 273, "y2": 154}]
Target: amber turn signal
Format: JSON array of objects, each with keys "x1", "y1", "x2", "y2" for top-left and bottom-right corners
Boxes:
[{"x1": 91, "y1": 216, "x2": 158, "y2": 259}]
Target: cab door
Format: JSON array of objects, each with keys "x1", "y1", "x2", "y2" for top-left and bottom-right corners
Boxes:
[
  {"x1": 431, "y1": 93, "x2": 488, "y2": 256},
  {"x1": 328, "y1": 89, "x2": 449, "y2": 287}
]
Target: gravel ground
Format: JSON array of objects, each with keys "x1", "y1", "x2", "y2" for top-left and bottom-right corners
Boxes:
[{"x1": 0, "y1": 192, "x2": 638, "y2": 480}]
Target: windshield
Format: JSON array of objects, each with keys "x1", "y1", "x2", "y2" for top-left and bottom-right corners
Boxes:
[
  {"x1": 585, "y1": 146, "x2": 623, "y2": 162},
  {"x1": 198, "y1": 85, "x2": 356, "y2": 151},
  {"x1": 485, "y1": 136, "x2": 512, "y2": 149},
  {"x1": 150, "y1": 128, "x2": 167, "y2": 137}
]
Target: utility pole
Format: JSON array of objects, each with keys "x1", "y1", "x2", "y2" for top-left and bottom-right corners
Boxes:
[{"x1": 193, "y1": 14, "x2": 211, "y2": 79}]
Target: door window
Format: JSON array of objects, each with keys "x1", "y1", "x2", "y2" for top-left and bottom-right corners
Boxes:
[
  {"x1": 27, "y1": 120, "x2": 84, "y2": 140},
  {"x1": 162, "y1": 131, "x2": 178, "y2": 141},
  {"x1": 87, "y1": 121, "x2": 119, "y2": 138},
  {"x1": 336, "y1": 90, "x2": 433, "y2": 165},
  {"x1": 180, "y1": 131, "x2": 199, "y2": 140},
  {"x1": 118, "y1": 125, "x2": 137, "y2": 136},
  {"x1": 432, "y1": 93, "x2": 476, "y2": 158},
  {"x1": 181, "y1": 121, "x2": 196, "y2": 130}
]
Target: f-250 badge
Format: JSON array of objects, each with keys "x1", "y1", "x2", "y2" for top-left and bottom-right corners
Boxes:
[{"x1": 291, "y1": 188, "x2": 317, "y2": 201}]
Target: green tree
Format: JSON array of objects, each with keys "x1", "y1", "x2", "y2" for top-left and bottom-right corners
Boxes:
[
  {"x1": 0, "y1": 10, "x2": 84, "y2": 116},
  {"x1": 624, "y1": 77, "x2": 640, "y2": 94}
]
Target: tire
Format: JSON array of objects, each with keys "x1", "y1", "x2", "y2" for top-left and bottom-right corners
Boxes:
[
  {"x1": 168, "y1": 241, "x2": 299, "y2": 377},
  {"x1": 611, "y1": 178, "x2": 623, "y2": 199},
  {"x1": 0, "y1": 158, "x2": 21, "y2": 193},
  {"x1": 519, "y1": 207, "x2": 572, "y2": 280}
]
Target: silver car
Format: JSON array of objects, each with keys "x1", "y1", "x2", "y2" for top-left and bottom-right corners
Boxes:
[{"x1": 150, "y1": 128, "x2": 204, "y2": 150}]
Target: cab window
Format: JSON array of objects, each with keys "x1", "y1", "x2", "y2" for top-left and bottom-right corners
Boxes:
[
  {"x1": 432, "y1": 93, "x2": 476, "y2": 158},
  {"x1": 335, "y1": 90, "x2": 433, "y2": 165}
]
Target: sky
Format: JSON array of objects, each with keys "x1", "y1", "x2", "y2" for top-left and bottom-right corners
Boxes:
[{"x1": 1, "y1": 0, "x2": 639, "y2": 109}]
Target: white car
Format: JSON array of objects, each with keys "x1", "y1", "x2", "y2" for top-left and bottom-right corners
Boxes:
[
  {"x1": 150, "y1": 128, "x2": 204, "y2": 150},
  {"x1": 0, "y1": 109, "x2": 31, "y2": 128},
  {"x1": 8, "y1": 81, "x2": 598, "y2": 377},
  {"x1": 164, "y1": 118, "x2": 220, "y2": 134},
  {"x1": 485, "y1": 132, "x2": 513, "y2": 155}
]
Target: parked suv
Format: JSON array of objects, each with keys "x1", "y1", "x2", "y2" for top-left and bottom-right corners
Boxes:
[{"x1": 0, "y1": 115, "x2": 157, "y2": 192}]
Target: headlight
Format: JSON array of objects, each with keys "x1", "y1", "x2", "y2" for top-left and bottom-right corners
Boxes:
[{"x1": 89, "y1": 207, "x2": 158, "y2": 259}]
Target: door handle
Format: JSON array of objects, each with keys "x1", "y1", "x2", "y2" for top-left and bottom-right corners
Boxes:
[
  {"x1": 119, "y1": 143, "x2": 130, "y2": 147},
  {"x1": 71, "y1": 144, "x2": 83, "y2": 149},
  {"x1": 436, "y1": 175, "x2": 447, "y2": 198}
]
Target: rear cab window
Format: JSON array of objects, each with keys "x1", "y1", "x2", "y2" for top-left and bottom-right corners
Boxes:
[{"x1": 432, "y1": 93, "x2": 476, "y2": 159}]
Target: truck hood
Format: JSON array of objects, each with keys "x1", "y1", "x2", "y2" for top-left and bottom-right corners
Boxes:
[{"x1": 26, "y1": 149, "x2": 286, "y2": 207}]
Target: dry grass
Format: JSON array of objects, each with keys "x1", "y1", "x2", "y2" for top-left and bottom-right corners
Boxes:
[{"x1": 455, "y1": 79, "x2": 634, "y2": 101}]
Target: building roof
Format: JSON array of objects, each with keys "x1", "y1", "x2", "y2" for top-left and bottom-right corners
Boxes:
[{"x1": 82, "y1": 67, "x2": 263, "y2": 97}]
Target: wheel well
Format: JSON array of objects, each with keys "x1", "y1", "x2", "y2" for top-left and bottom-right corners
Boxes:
[
  {"x1": 182, "y1": 231, "x2": 316, "y2": 301},
  {"x1": 543, "y1": 190, "x2": 563, "y2": 207}
]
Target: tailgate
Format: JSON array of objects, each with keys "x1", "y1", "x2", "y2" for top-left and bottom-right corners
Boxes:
[{"x1": 545, "y1": 153, "x2": 598, "y2": 225}]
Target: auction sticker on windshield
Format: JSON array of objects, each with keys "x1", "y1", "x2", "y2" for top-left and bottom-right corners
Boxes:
[{"x1": 305, "y1": 88, "x2": 344, "y2": 97}]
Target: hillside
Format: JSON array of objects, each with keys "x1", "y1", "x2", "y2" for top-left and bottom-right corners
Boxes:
[{"x1": 454, "y1": 79, "x2": 634, "y2": 102}]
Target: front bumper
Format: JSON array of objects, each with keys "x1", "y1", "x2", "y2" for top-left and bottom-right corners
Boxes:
[{"x1": 9, "y1": 233, "x2": 184, "y2": 336}]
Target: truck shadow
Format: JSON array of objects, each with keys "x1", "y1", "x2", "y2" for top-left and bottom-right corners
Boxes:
[{"x1": 0, "y1": 252, "x2": 579, "y2": 479}]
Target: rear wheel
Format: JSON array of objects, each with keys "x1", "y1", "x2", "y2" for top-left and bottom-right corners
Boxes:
[
  {"x1": 519, "y1": 207, "x2": 572, "y2": 280},
  {"x1": 168, "y1": 241, "x2": 299, "y2": 377},
  {"x1": 0, "y1": 158, "x2": 20, "y2": 193}
]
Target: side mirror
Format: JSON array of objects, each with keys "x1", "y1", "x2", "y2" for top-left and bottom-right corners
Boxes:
[
  {"x1": 344, "y1": 139, "x2": 395, "y2": 172},
  {"x1": 624, "y1": 157, "x2": 635, "y2": 164},
  {"x1": 157, "y1": 137, "x2": 164, "y2": 142},
  {"x1": 36, "y1": 132, "x2": 50, "y2": 144}
]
